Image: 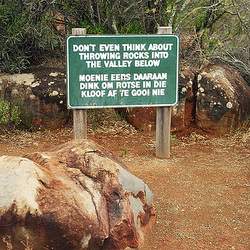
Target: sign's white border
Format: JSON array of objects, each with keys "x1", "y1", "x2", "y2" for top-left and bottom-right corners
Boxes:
[{"x1": 66, "y1": 34, "x2": 179, "y2": 109}]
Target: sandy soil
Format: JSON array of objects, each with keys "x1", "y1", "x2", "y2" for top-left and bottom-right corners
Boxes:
[{"x1": 0, "y1": 119, "x2": 249, "y2": 249}]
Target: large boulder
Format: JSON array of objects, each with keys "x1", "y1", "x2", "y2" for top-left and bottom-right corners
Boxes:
[
  {"x1": 196, "y1": 64, "x2": 250, "y2": 134},
  {"x1": 0, "y1": 140, "x2": 155, "y2": 249},
  {"x1": 0, "y1": 67, "x2": 69, "y2": 129}
]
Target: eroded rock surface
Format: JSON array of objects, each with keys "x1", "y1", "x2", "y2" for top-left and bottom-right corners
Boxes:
[
  {"x1": 196, "y1": 64, "x2": 250, "y2": 134},
  {"x1": 0, "y1": 140, "x2": 155, "y2": 249}
]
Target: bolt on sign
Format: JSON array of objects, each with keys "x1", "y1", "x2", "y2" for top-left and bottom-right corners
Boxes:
[{"x1": 66, "y1": 35, "x2": 179, "y2": 109}]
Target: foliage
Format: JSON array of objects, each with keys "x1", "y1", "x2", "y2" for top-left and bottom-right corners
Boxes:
[
  {"x1": 0, "y1": 0, "x2": 249, "y2": 82},
  {"x1": 177, "y1": 0, "x2": 249, "y2": 82},
  {"x1": 0, "y1": 0, "x2": 62, "y2": 73},
  {"x1": 0, "y1": 99, "x2": 10, "y2": 125},
  {"x1": 0, "y1": 99, "x2": 34, "y2": 131},
  {"x1": 121, "y1": 147, "x2": 128, "y2": 157}
]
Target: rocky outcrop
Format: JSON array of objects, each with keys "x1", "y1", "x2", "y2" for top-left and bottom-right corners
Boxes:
[
  {"x1": 196, "y1": 64, "x2": 250, "y2": 134},
  {"x1": 0, "y1": 67, "x2": 69, "y2": 129},
  {"x1": 1, "y1": 63, "x2": 248, "y2": 134},
  {"x1": 0, "y1": 140, "x2": 155, "y2": 249},
  {"x1": 118, "y1": 64, "x2": 250, "y2": 134}
]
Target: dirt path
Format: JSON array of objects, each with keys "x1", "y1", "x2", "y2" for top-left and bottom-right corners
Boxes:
[{"x1": 0, "y1": 125, "x2": 249, "y2": 249}]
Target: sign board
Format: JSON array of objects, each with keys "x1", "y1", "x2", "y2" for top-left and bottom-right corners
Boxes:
[{"x1": 66, "y1": 35, "x2": 179, "y2": 109}]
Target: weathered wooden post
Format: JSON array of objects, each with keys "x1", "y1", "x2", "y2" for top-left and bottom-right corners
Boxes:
[
  {"x1": 72, "y1": 28, "x2": 87, "y2": 139},
  {"x1": 156, "y1": 27, "x2": 172, "y2": 158}
]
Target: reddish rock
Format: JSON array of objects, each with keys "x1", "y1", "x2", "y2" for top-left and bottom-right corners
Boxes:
[
  {"x1": 118, "y1": 66, "x2": 195, "y2": 132},
  {"x1": 119, "y1": 107, "x2": 156, "y2": 132},
  {"x1": 0, "y1": 140, "x2": 155, "y2": 249},
  {"x1": 196, "y1": 64, "x2": 250, "y2": 134}
]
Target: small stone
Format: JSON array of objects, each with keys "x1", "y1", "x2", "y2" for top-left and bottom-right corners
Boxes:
[
  {"x1": 199, "y1": 87, "x2": 205, "y2": 93},
  {"x1": 49, "y1": 72, "x2": 59, "y2": 77},
  {"x1": 50, "y1": 90, "x2": 59, "y2": 96},
  {"x1": 226, "y1": 102, "x2": 232, "y2": 109}
]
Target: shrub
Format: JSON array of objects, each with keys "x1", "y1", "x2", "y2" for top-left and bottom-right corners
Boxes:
[
  {"x1": 0, "y1": 99, "x2": 10, "y2": 125},
  {"x1": 0, "y1": 99, "x2": 34, "y2": 131},
  {"x1": 0, "y1": 0, "x2": 61, "y2": 73}
]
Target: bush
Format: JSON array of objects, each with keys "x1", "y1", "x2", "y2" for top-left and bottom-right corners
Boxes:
[
  {"x1": 0, "y1": 0, "x2": 249, "y2": 83},
  {"x1": 0, "y1": 99, "x2": 34, "y2": 131},
  {"x1": 0, "y1": 0, "x2": 61, "y2": 73},
  {"x1": 0, "y1": 99, "x2": 10, "y2": 125}
]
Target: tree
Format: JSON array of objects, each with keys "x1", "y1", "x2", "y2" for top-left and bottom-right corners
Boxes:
[
  {"x1": 0, "y1": 0, "x2": 61, "y2": 73},
  {"x1": 0, "y1": 0, "x2": 249, "y2": 83}
]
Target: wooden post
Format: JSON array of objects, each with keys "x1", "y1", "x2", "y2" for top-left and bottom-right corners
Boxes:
[
  {"x1": 156, "y1": 27, "x2": 172, "y2": 158},
  {"x1": 72, "y1": 28, "x2": 87, "y2": 139}
]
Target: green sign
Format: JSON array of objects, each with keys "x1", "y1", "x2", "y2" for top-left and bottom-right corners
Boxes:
[{"x1": 66, "y1": 35, "x2": 179, "y2": 109}]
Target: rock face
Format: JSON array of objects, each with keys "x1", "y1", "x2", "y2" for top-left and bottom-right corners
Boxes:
[
  {"x1": 172, "y1": 66, "x2": 195, "y2": 130},
  {"x1": 0, "y1": 140, "x2": 155, "y2": 249},
  {"x1": 0, "y1": 68, "x2": 69, "y2": 129},
  {"x1": 119, "y1": 107, "x2": 157, "y2": 132},
  {"x1": 196, "y1": 64, "x2": 250, "y2": 134}
]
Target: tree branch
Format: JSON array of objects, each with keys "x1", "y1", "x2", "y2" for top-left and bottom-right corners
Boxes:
[
  {"x1": 176, "y1": 0, "x2": 224, "y2": 29},
  {"x1": 232, "y1": 0, "x2": 250, "y2": 39}
]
